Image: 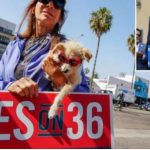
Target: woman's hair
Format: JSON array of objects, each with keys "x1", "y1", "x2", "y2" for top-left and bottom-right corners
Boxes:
[
  {"x1": 136, "y1": 28, "x2": 142, "y2": 36},
  {"x1": 17, "y1": 0, "x2": 67, "y2": 38}
]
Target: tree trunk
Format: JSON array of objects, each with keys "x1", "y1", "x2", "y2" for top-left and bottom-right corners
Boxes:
[{"x1": 90, "y1": 36, "x2": 101, "y2": 89}]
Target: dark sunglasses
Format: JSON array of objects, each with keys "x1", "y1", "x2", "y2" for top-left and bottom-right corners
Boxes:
[
  {"x1": 38, "y1": 0, "x2": 65, "y2": 9},
  {"x1": 58, "y1": 53, "x2": 82, "y2": 67}
]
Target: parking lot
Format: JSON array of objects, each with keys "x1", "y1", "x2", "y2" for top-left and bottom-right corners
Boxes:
[{"x1": 113, "y1": 106, "x2": 150, "y2": 149}]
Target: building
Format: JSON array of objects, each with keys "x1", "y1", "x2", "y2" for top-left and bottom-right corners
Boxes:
[
  {"x1": 92, "y1": 75, "x2": 133, "y2": 90},
  {"x1": 0, "y1": 18, "x2": 16, "y2": 59},
  {"x1": 134, "y1": 76, "x2": 149, "y2": 104},
  {"x1": 92, "y1": 78, "x2": 107, "y2": 92},
  {"x1": 137, "y1": 0, "x2": 150, "y2": 43},
  {"x1": 92, "y1": 74, "x2": 149, "y2": 104}
]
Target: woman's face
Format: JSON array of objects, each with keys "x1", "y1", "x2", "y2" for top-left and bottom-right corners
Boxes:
[
  {"x1": 35, "y1": 1, "x2": 61, "y2": 32},
  {"x1": 136, "y1": 30, "x2": 141, "y2": 44}
]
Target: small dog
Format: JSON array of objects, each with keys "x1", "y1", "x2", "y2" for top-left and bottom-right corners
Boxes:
[{"x1": 43, "y1": 40, "x2": 92, "y2": 119}]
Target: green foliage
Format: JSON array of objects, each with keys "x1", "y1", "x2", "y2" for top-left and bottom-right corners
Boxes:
[
  {"x1": 89, "y1": 7, "x2": 113, "y2": 37},
  {"x1": 127, "y1": 34, "x2": 135, "y2": 55},
  {"x1": 89, "y1": 7, "x2": 113, "y2": 88},
  {"x1": 84, "y1": 67, "x2": 90, "y2": 75},
  {"x1": 94, "y1": 72, "x2": 99, "y2": 79}
]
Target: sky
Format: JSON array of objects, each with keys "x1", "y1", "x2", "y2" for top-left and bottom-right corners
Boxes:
[{"x1": 0, "y1": 0, "x2": 150, "y2": 81}]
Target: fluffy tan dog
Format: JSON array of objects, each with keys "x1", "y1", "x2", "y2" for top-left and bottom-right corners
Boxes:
[{"x1": 43, "y1": 40, "x2": 92, "y2": 119}]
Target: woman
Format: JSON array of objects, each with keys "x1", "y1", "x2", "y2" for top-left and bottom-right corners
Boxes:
[{"x1": 0, "y1": 0, "x2": 90, "y2": 98}]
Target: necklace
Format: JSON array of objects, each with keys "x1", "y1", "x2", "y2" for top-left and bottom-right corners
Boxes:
[{"x1": 21, "y1": 34, "x2": 50, "y2": 63}]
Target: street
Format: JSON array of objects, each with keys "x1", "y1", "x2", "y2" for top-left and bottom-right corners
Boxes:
[{"x1": 114, "y1": 106, "x2": 150, "y2": 149}]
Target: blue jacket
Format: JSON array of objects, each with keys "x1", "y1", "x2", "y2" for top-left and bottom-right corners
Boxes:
[{"x1": 0, "y1": 36, "x2": 90, "y2": 92}]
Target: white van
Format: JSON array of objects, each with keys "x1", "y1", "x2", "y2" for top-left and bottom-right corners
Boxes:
[
  {"x1": 107, "y1": 85, "x2": 136, "y2": 105},
  {"x1": 114, "y1": 86, "x2": 136, "y2": 105}
]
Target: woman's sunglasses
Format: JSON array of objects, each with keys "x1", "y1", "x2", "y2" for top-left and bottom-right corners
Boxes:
[
  {"x1": 38, "y1": 0, "x2": 65, "y2": 9},
  {"x1": 136, "y1": 34, "x2": 141, "y2": 37}
]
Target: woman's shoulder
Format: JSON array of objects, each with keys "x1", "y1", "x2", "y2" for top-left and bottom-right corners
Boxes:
[
  {"x1": 5, "y1": 34, "x2": 26, "y2": 51},
  {"x1": 8, "y1": 34, "x2": 26, "y2": 48},
  {"x1": 55, "y1": 33, "x2": 67, "y2": 42},
  {"x1": 13, "y1": 34, "x2": 26, "y2": 41},
  {"x1": 50, "y1": 33, "x2": 67, "y2": 49}
]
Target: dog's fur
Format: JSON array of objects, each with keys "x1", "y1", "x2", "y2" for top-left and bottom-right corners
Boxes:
[{"x1": 43, "y1": 40, "x2": 92, "y2": 119}]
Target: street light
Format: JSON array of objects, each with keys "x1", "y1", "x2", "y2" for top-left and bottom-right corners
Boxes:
[{"x1": 75, "y1": 34, "x2": 84, "y2": 40}]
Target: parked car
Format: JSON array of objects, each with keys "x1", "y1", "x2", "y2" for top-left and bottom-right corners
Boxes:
[
  {"x1": 139, "y1": 102, "x2": 150, "y2": 110},
  {"x1": 139, "y1": 104, "x2": 146, "y2": 110},
  {"x1": 145, "y1": 103, "x2": 150, "y2": 111},
  {"x1": 99, "y1": 90, "x2": 113, "y2": 94}
]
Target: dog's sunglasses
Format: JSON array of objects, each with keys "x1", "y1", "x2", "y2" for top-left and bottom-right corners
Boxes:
[
  {"x1": 58, "y1": 53, "x2": 82, "y2": 67},
  {"x1": 38, "y1": 0, "x2": 65, "y2": 9}
]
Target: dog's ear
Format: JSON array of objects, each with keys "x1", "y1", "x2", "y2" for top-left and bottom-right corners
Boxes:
[
  {"x1": 81, "y1": 48, "x2": 92, "y2": 62},
  {"x1": 52, "y1": 43, "x2": 65, "y2": 53}
]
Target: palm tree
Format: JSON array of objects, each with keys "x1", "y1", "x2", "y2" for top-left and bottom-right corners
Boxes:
[
  {"x1": 84, "y1": 67, "x2": 89, "y2": 75},
  {"x1": 93, "y1": 72, "x2": 99, "y2": 79},
  {"x1": 89, "y1": 7, "x2": 113, "y2": 88},
  {"x1": 128, "y1": 34, "x2": 135, "y2": 55},
  {"x1": 127, "y1": 33, "x2": 135, "y2": 88}
]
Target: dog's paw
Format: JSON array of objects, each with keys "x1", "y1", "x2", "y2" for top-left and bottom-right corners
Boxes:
[{"x1": 48, "y1": 105, "x2": 58, "y2": 119}]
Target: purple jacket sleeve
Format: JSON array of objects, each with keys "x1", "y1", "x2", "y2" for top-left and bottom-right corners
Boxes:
[
  {"x1": 0, "y1": 41, "x2": 15, "y2": 90},
  {"x1": 73, "y1": 67, "x2": 90, "y2": 93}
]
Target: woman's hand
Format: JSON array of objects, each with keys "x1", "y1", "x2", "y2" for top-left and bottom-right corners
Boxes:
[
  {"x1": 42, "y1": 55, "x2": 67, "y2": 87},
  {"x1": 8, "y1": 77, "x2": 38, "y2": 98},
  {"x1": 42, "y1": 54, "x2": 59, "y2": 76}
]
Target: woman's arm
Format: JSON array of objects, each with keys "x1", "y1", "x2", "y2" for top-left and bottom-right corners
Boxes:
[
  {"x1": 8, "y1": 77, "x2": 38, "y2": 98},
  {"x1": 0, "y1": 41, "x2": 39, "y2": 97},
  {"x1": 0, "y1": 41, "x2": 15, "y2": 90}
]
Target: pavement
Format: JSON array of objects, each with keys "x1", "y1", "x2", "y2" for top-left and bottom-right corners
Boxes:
[{"x1": 113, "y1": 106, "x2": 150, "y2": 149}]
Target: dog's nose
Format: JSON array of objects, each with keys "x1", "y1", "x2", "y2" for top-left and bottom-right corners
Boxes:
[{"x1": 63, "y1": 69, "x2": 69, "y2": 73}]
